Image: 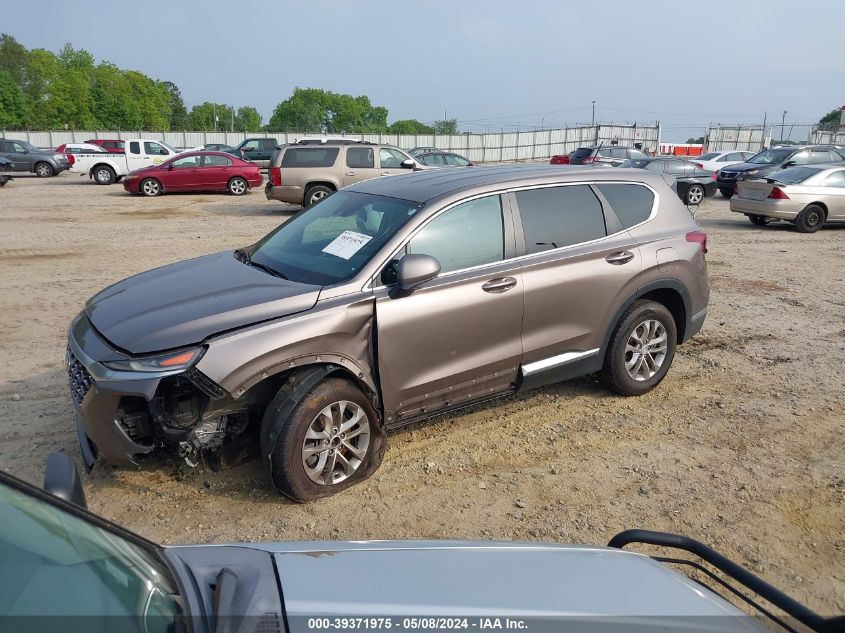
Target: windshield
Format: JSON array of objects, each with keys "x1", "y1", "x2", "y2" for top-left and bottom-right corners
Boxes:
[
  {"x1": 747, "y1": 149, "x2": 792, "y2": 165},
  {"x1": 698, "y1": 152, "x2": 720, "y2": 161},
  {"x1": 159, "y1": 141, "x2": 177, "y2": 154},
  {"x1": 768, "y1": 166, "x2": 821, "y2": 184},
  {"x1": 250, "y1": 191, "x2": 424, "y2": 285},
  {"x1": 0, "y1": 479, "x2": 182, "y2": 629},
  {"x1": 571, "y1": 147, "x2": 593, "y2": 158}
]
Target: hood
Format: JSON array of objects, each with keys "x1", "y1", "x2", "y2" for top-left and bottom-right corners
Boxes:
[
  {"x1": 127, "y1": 164, "x2": 160, "y2": 176},
  {"x1": 86, "y1": 251, "x2": 320, "y2": 354},
  {"x1": 262, "y1": 541, "x2": 757, "y2": 624},
  {"x1": 720, "y1": 162, "x2": 776, "y2": 174}
]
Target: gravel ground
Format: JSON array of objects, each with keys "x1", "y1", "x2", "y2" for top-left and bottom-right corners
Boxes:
[{"x1": 0, "y1": 172, "x2": 843, "y2": 615}]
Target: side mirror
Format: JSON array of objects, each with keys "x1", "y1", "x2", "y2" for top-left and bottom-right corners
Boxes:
[
  {"x1": 242, "y1": 146, "x2": 254, "y2": 152},
  {"x1": 395, "y1": 254, "x2": 440, "y2": 291},
  {"x1": 401, "y1": 158, "x2": 415, "y2": 169},
  {"x1": 782, "y1": 161, "x2": 796, "y2": 168},
  {"x1": 43, "y1": 452, "x2": 87, "y2": 509}
]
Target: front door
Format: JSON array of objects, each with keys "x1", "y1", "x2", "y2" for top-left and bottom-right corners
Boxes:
[
  {"x1": 378, "y1": 147, "x2": 414, "y2": 176},
  {"x1": 375, "y1": 194, "x2": 524, "y2": 425},
  {"x1": 201, "y1": 153, "x2": 233, "y2": 190},
  {"x1": 343, "y1": 146, "x2": 379, "y2": 186},
  {"x1": 3, "y1": 141, "x2": 31, "y2": 171},
  {"x1": 126, "y1": 141, "x2": 170, "y2": 171},
  {"x1": 159, "y1": 154, "x2": 202, "y2": 190}
]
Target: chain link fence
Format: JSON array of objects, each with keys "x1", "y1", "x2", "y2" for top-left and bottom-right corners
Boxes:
[
  {"x1": 2, "y1": 123, "x2": 661, "y2": 163},
  {"x1": 705, "y1": 122, "x2": 840, "y2": 152}
]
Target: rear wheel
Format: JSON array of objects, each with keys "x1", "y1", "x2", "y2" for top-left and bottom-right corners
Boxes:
[
  {"x1": 684, "y1": 184, "x2": 705, "y2": 205},
  {"x1": 228, "y1": 176, "x2": 248, "y2": 196},
  {"x1": 748, "y1": 214, "x2": 771, "y2": 226},
  {"x1": 601, "y1": 300, "x2": 677, "y2": 396},
  {"x1": 795, "y1": 204, "x2": 824, "y2": 233},
  {"x1": 262, "y1": 377, "x2": 383, "y2": 502},
  {"x1": 140, "y1": 178, "x2": 162, "y2": 197},
  {"x1": 304, "y1": 184, "x2": 334, "y2": 207},
  {"x1": 34, "y1": 162, "x2": 54, "y2": 178},
  {"x1": 93, "y1": 165, "x2": 116, "y2": 185}
]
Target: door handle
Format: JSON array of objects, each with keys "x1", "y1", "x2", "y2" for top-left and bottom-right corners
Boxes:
[
  {"x1": 606, "y1": 251, "x2": 635, "y2": 265},
  {"x1": 482, "y1": 277, "x2": 517, "y2": 293},
  {"x1": 345, "y1": 171, "x2": 355, "y2": 176}
]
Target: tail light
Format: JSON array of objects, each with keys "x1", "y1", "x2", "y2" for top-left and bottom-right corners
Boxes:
[
  {"x1": 66, "y1": 154, "x2": 75, "y2": 166},
  {"x1": 694, "y1": 162, "x2": 703, "y2": 168},
  {"x1": 270, "y1": 167, "x2": 281, "y2": 186},
  {"x1": 768, "y1": 187, "x2": 789, "y2": 199},
  {"x1": 711, "y1": 171, "x2": 717, "y2": 180},
  {"x1": 686, "y1": 230, "x2": 708, "y2": 254}
]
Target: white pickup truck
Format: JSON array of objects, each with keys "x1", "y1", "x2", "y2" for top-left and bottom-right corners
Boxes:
[{"x1": 70, "y1": 139, "x2": 182, "y2": 184}]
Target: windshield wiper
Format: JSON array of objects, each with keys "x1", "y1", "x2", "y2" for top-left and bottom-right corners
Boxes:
[{"x1": 236, "y1": 249, "x2": 288, "y2": 279}]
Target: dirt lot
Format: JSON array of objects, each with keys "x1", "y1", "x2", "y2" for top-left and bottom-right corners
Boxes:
[{"x1": 1, "y1": 173, "x2": 843, "y2": 614}]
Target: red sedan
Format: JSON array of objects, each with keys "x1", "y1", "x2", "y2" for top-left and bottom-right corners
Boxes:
[{"x1": 123, "y1": 151, "x2": 263, "y2": 197}]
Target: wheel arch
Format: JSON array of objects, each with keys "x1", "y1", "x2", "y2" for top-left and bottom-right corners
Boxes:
[
  {"x1": 89, "y1": 162, "x2": 116, "y2": 177},
  {"x1": 303, "y1": 180, "x2": 338, "y2": 203},
  {"x1": 805, "y1": 201, "x2": 828, "y2": 218},
  {"x1": 602, "y1": 280, "x2": 692, "y2": 352}
]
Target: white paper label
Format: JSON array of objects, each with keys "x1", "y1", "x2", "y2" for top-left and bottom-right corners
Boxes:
[{"x1": 322, "y1": 230, "x2": 373, "y2": 260}]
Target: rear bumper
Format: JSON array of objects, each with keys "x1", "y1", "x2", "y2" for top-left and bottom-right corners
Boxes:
[
  {"x1": 729, "y1": 197, "x2": 802, "y2": 220},
  {"x1": 264, "y1": 182, "x2": 303, "y2": 204},
  {"x1": 716, "y1": 179, "x2": 738, "y2": 193}
]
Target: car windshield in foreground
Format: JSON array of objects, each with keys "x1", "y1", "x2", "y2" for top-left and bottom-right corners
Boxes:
[
  {"x1": 698, "y1": 152, "x2": 720, "y2": 161},
  {"x1": 249, "y1": 191, "x2": 425, "y2": 286},
  {"x1": 768, "y1": 166, "x2": 822, "y2": 184},
  {"x1": 746, "y1": 149, "x2": 792, "y2": 165},
  {"x1": 0, "y1": 478, "x2": 183, "y2": 628}
]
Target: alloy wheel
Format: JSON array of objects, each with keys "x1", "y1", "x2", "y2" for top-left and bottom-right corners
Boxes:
[
  {"x1": 301, "y1": 400, "x2": 370, "y2": 486},
  {"x1": 687, "y1": 185, "x2": 704, "y2": 205},
  {"x1": 230, "y1": 178, "x2": 246, "y2": 195},
  {"x1": 624, "y1": 319, "x2": 668, "y2": 382},
  {"x1": 142, "y1": 180, "x2": 160, "y2": 196}
]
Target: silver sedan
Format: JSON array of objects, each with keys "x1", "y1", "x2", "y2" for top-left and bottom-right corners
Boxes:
[{"x1": 730, "y1": 163, "x2": 845, "y2": 232}]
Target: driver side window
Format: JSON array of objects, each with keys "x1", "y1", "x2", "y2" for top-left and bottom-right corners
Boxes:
[
  {"x1": 171, "y1": 155, "x2": 200, "y2": 169},
  {"x1": 407, "y1": 195, "x2": 504, "y2": 274}
]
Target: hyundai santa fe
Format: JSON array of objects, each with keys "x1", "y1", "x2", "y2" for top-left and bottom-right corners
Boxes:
[{"x1": 67, "y1": 164, "x2": 709, "y2": 501}]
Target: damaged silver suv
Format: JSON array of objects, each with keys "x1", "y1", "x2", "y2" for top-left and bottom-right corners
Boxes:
[{"x1": 68, "y1": 165, "x2": 709, "y2": 501}]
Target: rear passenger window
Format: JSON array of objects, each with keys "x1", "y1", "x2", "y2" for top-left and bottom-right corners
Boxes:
[
  {"x1": 610, "y1": 148, "x2": 627, "y2": 159},
  {"x1": 281, "y1": 147, "x2": 340, "y2": 168},
  {"x1": 515, "y1": 185, "x2": 606, "y2": 254},
  {"x1": 596, "y1": 183, "x2": 655, "y2": 229},
  {"x1": 822, "y1": 170, "x2": 845, "y2": 187},
  {"x1": 129, "y1": 141, "x2": 140, "y2": 154},
  {"x1": 408, "y1": 195, "x2": 504, "y2": 273},
  {"x1": 346, "y1": 147, "x2": 374, "y2": 168}
]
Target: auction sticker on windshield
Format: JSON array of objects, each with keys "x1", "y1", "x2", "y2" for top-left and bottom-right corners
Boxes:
[{"x1": 322, "y1": 230, "x2": 373, "y2": 259}]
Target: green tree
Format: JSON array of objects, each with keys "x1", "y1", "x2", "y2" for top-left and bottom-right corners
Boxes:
[
  {"x1": 22, "y1": 48, "x2": 59, "y2": 128},
  {"x1": 0, "y1": 34, "x2": 29, "y2": 85},
  {"x1": 161, "y1": 81, "x2": 189, "y2": 129},
  {"x1": 433, "y1": 118, "x2": 458, "y2": 134},
  {"x1": 190, "y1": 101, "x2": 234, "y2": 130},
  {"x1": 818, "y1": 108, "x2": 841, "y2": 129},
  {"x1": 123, "y1": 71, "x2": 170, "y2": 129},
  {"x1": 686, "y1": 136, "x2": 704, "y2": 144},
  {"x1": 387, "y1": 119, "x2": 435, "y2": 134},
  {"x1": 57, "y1": 43, "x2": 95, "y2": 70},
  {"x1": 91, "y1": 63, "x2": 139, "y2": 129},
  {"x1": 267, "y1": 88, "x2": 389, "y2": 133},
  {"x1": 0, "y1": 69, "x2": 26, "y2": 127},
  {"x1": 235, "y1": 106, "x2": 262, "y2": 131}
]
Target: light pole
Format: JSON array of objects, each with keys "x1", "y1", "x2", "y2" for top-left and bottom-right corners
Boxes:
[
  {"x1": 592, "y1": 100, "x2": 596, "y2": 127},
  {"x1": 781, "y1": 110, "x2": 787, "y2": 142}
]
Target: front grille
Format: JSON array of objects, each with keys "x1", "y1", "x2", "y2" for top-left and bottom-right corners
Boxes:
[
  {"x1": 720, "y1": 172, "x2": 738, "y2": 180},
  {"x1": 67, "y1": 348, "x2": 94, "y2": 406},
  {"x1": 184, "y1": 366, "x2": 228, "y2": 399}
]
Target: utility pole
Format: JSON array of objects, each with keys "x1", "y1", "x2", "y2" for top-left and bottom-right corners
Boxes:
[
  {"x1": 761, "y1": 111, "x2": 767, "y2": 149},
  {"x1": 592, "y1": 100, "x2": 596, "y2": 127},
  {"x1": 781, "y1": 110, "x2": 787, "y2": 143}
]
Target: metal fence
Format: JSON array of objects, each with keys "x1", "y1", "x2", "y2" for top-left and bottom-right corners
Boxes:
[
  {"x1": 3, "y1": 123, "x2": 661, "y2": 163},
  {"x1": 704, "y1": 125, "x2": 767, "y2": 152},
  {"x1": 706, "y1": 122, "x2": 840, "y2": 152}
]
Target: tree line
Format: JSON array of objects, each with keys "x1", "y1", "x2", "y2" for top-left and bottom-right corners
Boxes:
[{"x1": 0, "y1": 34, "x2": 457, "y2": 134}]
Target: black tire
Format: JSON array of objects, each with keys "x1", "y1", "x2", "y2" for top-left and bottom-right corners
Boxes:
[
  {"x1": 93, "y1": 164, "x2": 116, "y2": 185},
  {"x1": 600, "y1": 300, "x2": 677, "y2": 397},
  {"x1": 34, "y1": 162, "x2": 54, "y2": 178},
  {"x1": 0, "y1": 176, "x2": 8, "y2": 188},
  {"x1": 748, "y1": 214, "x2": 770, "y2": 226},
  {"x1": 139, "y1": 177, "x2": 162, "y2": 197},
  {"x1": 303, "y1": 184, "x2": 334, "y2": 207},
  {"x1": 115, "y1": 175, "x2": 124, "y2": 183},
  {"x1": 795, "y1": 204, "x2": 824, "y2": 233},
  {"x1": 719, "y1": 188, "x2": 733, "y2": 198},
  {"x1": 684, "y1": 184, "x2": 705, "y2": 205},
  {"x1": 228, "y1": 176, "x2": 248, "y2": 196},
  {"x1": 262, "y1": 377, "x2": 384, "y2": 502}
]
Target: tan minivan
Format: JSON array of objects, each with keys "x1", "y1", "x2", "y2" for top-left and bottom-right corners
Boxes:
[{"x1": 264, "y1": 140, "x2": 424, "y2": 207}]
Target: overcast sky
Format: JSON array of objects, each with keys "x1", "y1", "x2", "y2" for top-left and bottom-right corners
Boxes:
[{"x1": 4, "y1": 0, "x2": 844, "y2": 141}]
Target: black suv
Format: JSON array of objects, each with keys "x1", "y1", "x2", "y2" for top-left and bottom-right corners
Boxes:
[
  {"x1": 569, "y1": 146, "x2": 649, "y2": 166},
  {"x1": 716, "y1": 145, "x2": 845, "y2": 197}
]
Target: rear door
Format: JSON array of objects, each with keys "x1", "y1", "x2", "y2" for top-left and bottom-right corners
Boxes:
[
  {"x1": 819, "y1": 169, "x2": 845, "y2": 219},
  {"x1": 343, "y1": 146, "x2": 378, "y2": 186},
  {"x1": 375, "y1": 193, "x2": 524, "y2": 424},
  {"x1": 4, "y1": 141, "x2": 32, "y2": 171},
  {"x1": 200, "y1": 153, "x2": 233, "y2": 189},
  {"x1": 511, "y1": 183, "x2": 643, "y2": 388}
]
